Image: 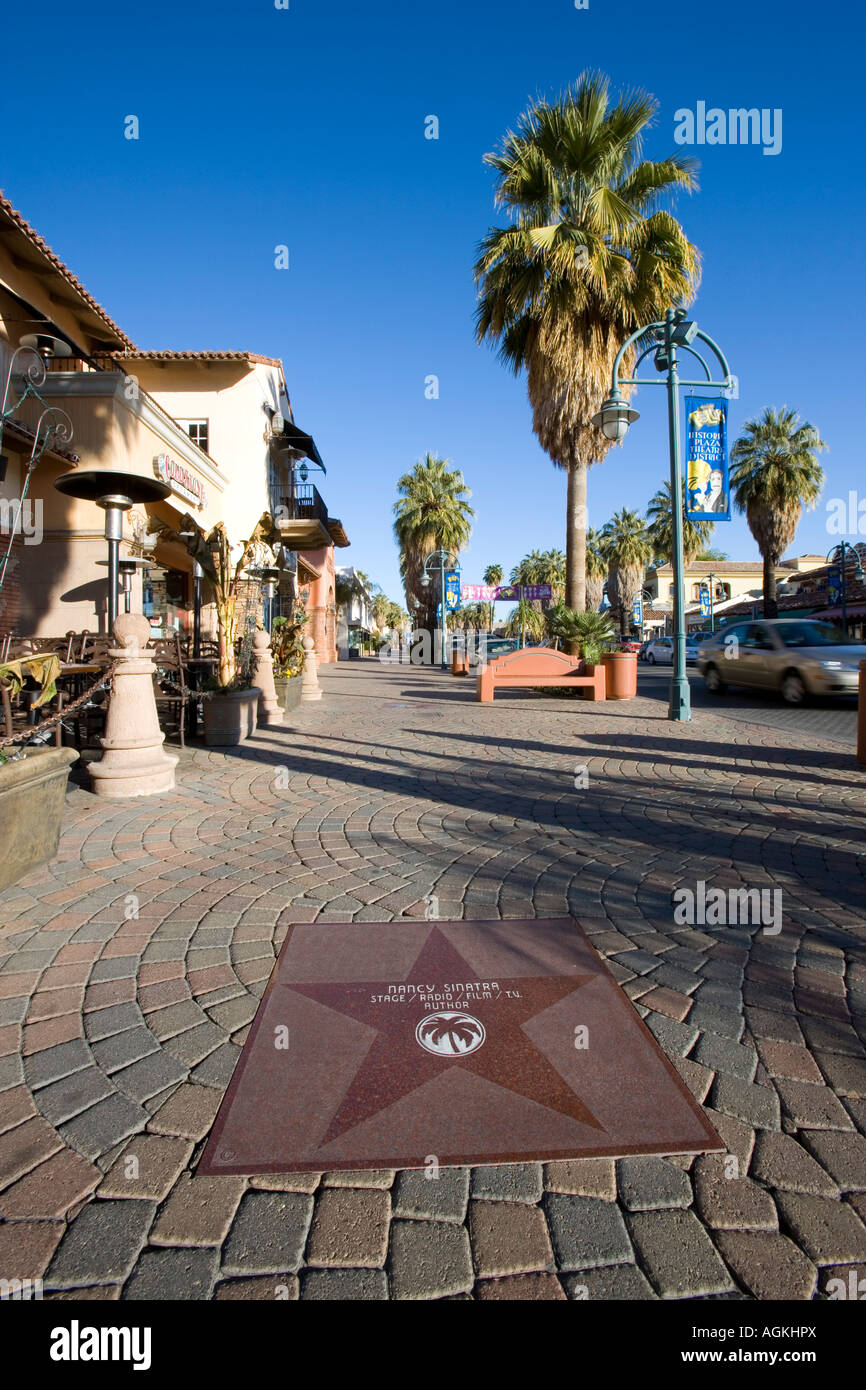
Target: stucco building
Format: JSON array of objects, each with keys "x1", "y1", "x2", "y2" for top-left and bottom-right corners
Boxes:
[{"x1": 0, "y1": 194, "x2": 349, "y2": 661}]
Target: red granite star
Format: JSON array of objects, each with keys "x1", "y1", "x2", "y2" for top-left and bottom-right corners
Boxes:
[{"x1": 285, "y1": 926, "x2": 603, "y2": 1145}]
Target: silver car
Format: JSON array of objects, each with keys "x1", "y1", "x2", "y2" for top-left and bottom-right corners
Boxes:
[{"x1": 697, "y1": 619, "x2": 866, "y2": 704}]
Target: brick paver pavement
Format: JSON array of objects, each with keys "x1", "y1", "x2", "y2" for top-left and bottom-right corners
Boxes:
[{"x1": 1, "y1": 658, "x2": 864, "y2": 1300}]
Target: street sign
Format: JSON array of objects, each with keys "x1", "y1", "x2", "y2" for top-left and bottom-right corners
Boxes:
[{"x1": 444, "y1": 571, "x2": 461, "y2": 611}]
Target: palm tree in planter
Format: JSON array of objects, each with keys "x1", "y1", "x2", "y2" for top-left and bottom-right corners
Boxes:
[
  {"x1": 600, "y1": 509, "x2": 654, "y2": 636},
  {"x1": 475, "y1": 71, "x2": 699, "y2": 612},
  {"x1": 546, "y1": 605, "x2": 617, "y2": 664},
  {"x1": 150, "y1": 510, "x2": 279, "y2": 743},
  {"x1": 646, "y1": 480, "x2": 714, "y2": 565},
  {"x1": 394, "y1": 453, "x2": 474, "y2": 633},
  {"x1": 729, "y1": 407, "x2": 827, "y2": 618}
]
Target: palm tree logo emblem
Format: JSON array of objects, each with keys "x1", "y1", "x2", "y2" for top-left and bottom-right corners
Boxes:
[{"x1": 415, "y1": 1011, "x2": 486, "y2": 1057}]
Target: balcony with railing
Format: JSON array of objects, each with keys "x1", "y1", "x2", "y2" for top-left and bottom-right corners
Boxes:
[{"x1": 277, "y1": 483, "x2": 349, "y2": 550}]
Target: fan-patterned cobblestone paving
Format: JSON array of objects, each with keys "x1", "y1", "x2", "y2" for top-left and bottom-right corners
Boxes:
[{"x1": 1, "y1": 658, "x2": 864, "y2": 1300}]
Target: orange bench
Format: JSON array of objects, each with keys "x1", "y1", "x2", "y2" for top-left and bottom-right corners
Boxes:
[{"x1": 476, "y1": 647, "x2": 606, "y2": 702}]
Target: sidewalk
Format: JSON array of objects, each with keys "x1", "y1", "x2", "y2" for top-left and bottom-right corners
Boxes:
[{"x1": 1, "y1": 658, "x2": 864, "y2": 1300}]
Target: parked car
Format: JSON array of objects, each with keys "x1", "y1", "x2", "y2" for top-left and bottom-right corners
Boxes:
[
  {"x1": 697, "y1": 619, "x2": 866, "y2": 704},
  {"x1": 618, "y1": 638, "x2": 642, "y2": 653},
  {"x1": 684, "y1": 636, "x2": 700, "y2": 663},
  {"x1": 644, "y1": 637, "x2": 674, "y2": 664},
  {"x1": 638, "y1": 640, "x2": 652, "y2": 662}
]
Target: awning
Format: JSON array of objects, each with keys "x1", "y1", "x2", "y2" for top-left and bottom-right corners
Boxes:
[
  {"x1": 297, "y1": 554, "x2": 321, "y2": 583},
  {"x1": 813, "y1": 604, "x2": 866, "y2": 619},
  {"x1": 275, "y1": 422, "x2": 324, "y2": 470}
]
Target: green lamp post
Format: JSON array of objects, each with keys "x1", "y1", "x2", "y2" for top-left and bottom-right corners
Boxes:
[
  {"x1": 420, "y1": 548, "x2": 459, "y2": 669},
  {"x1": 592, "y1": 308, "x2": 736, "y2": 722}
]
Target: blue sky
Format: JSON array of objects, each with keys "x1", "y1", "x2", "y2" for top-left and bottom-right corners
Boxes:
[{"x1": 2, "y1": 0, "x2": 861, "y2": 604}]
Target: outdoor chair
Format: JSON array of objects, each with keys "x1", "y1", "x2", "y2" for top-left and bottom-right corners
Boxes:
[{"x1": 152, "y1": 634, "x2": 199, "y2": 749}]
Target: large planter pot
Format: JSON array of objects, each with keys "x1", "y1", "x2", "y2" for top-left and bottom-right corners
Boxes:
[
  {"x1": 202, "y1": 688, "x2": 261, "y2": 747},
  {"x1": 0, "y1": 746, "x2": 79, "y2": 893},
  {"x1": 600, "y1": 651, "x2": 638, "y2": 700},
  {"x1": 273, "y1": 675, "x2": 303, "y2": 713}
]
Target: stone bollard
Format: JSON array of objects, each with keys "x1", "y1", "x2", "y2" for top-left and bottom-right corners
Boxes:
[
  {"x1": 300, "y1": 635, "x2": 322, "y2": 702},
  {"x1": 89, "y1": 613, "x2": 177, "y2": 798},
  {"x1": 858, "y1": 660, "x2": 866, "y2": 767},
  {"x1": 252, "y1": 628, "x2": 284, "y2": 726}
]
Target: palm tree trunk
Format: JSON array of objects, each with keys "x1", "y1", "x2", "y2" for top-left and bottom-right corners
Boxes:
[
  {"x1": 566, "y1": 462, "x2": 587, "y2": 612},
  {"x1": 763, "y1": 553, "x2": 778, "y2": 619}
]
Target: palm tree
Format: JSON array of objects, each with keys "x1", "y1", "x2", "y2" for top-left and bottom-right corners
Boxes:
[
  {"x1": 585, "y1": 528, "x2": 607, "y2": 611},
  {"x1": 394, "y1": 452, "x2": 474, "y2": 633},
  {"x1": 475, "y1": 71, "x2": 699, "y2": 612},
  {"x1": 600, "y1": 508, "x2": 654, "y2": 636},
  {"x1": 646, "y1": 480, "x2": 715, "y2": 565},
  {"x1": 504, "y1": 600, "x2": 546, "y2": 641},
  {"x1": 371, "y1": 592, "x2": 390, "y2": 630},
  {"x1": 729, "y1": 407, "x2": 827, "y2": 618},
  {"x1": 483, "y1": 562, "x2": 503, "y2": 629},
  {"x1": 510, "y1": 548, "x2": 565, "y2": 611}
]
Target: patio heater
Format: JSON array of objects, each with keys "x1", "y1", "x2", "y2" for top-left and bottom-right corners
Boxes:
[
  {"x1": 54, "y1": 470, "x2": 171, "y2": 632},
  {"x1": 96, "y1": 555, "x2": 150, "y2": 614}
]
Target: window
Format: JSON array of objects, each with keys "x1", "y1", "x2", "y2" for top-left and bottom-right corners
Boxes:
[
  {"x1": 180, "y1": 420, "x2": 209, "y2": 454},
  {"x1": 742, "y1": 624, "x2": 773, "y2": 650}
]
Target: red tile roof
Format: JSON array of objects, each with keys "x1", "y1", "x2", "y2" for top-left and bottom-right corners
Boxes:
[
  {"x1": 118, "y1": 350, "x2": 283, "y2": 368},
  {"x1": 0, "y1": 192, "x2": 134, "y2": 350}
]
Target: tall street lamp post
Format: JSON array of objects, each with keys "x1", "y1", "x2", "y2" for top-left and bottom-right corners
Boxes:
[
  {"x1": 593, "y1": 309, "x2": 736, "y2": 722},
  {"x1": 420, "y1": 548, "x2": 458, "y2": 669}
]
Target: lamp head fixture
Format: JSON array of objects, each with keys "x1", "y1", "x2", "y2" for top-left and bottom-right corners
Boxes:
[{"x1": 591, "y1": 389, "x2": 640, "y2": 442}]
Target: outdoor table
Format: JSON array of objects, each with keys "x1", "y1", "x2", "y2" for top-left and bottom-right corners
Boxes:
[{"x1": 56, "y1": 662, "x2": 104, "y2": 699}]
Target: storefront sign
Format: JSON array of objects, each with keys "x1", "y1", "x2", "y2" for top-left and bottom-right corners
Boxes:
[{"x1": 153, "y1": 454, "x2": 207, "y2": 510}]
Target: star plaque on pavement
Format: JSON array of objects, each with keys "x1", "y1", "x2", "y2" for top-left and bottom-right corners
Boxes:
[{"x1": 199, "y1": 919, "x2": 722, "y2": 1174}]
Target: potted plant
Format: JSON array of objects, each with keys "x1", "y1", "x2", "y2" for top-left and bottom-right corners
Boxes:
[
  {"x1": 0, "y1": 655, "x2": 79, "y2": 892},
  {"x1": 545, "y1": 606, "x2": 625, "y2": 696},
  {"x1": 271, "y1": 606, "x2": 307, "y2": 711},
  {"x1": 151, "y1": 511, "x2": 279, "y2": 746}
]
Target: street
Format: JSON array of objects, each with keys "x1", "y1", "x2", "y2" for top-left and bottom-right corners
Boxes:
[{"x1": 637, "y1": 664, "x2": 858, "y2": 747}]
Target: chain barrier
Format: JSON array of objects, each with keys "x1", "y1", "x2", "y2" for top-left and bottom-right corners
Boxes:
[{"x1": 0, "y1": 661, "x2": 121, "y2": 751}]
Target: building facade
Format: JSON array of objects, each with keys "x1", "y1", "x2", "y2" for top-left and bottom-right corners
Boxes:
[{"x1": 0, "y1": 195, "x2": 349, "y2": 660}]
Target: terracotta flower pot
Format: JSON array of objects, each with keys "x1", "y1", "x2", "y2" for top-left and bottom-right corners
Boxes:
[
  {"x1": 202, "y1": 688, "x2": 261, "y2": 746},
  {"x1": 0, "y1": 746, "x2": 79, "y2": 892},
  {"x1": 599, "y1": 651, "x2": 638, "y2": 700}
]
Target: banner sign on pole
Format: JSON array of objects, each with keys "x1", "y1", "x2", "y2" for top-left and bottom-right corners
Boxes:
[
  {"x1": 685, "y1": 397, "x2": 730, "y2": 521},
  {"x1": 827, "y1": 568, "x2": 842, "y2": 605},
  {"x1": 461, "y1": 583, "x2": 552, "y2": 602},
  {"x1": 700, "y1": 589, "x2": 710, "y2": 617},
  {"x1": 444, "y1": 571, "x2": 461, "y2": 611},
  {"x1": 631, "y1": 597, "x2": 642, "y2": 624}
]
